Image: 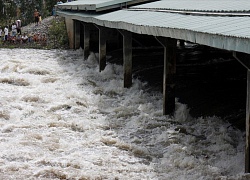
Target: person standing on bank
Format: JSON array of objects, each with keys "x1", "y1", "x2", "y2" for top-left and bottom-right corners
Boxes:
[
  {"x1": 0, "y1": 26, "x2": 2, "y2": 40},
  {"x1": 16, "y1": 19, "x2": 21, "y2": 35},
  {"x1": 52, "y1": 7, "x2": 56, "y2": 17},
  {"x1": 4, "y1": 26, "x2": 8, "y2": 41},
  {"x1": 39, "y1": 14, "x2": 42, "y2": 25},
  {"x1": 11, "y1": 22, "x2": 17, "y2": 36},
  {"x1": 34, "y1": 9, "x2": 39, "y2": 26}
]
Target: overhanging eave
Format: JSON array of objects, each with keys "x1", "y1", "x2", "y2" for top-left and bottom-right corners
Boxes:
[{"x1": 57, "y1": 10, "x2": 250, "y2": 54}]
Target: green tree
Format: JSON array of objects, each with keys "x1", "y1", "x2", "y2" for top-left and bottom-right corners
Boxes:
[
  {"x1": 45, "y1": 0, "x2": 57, "y2": 16},
  {"x1": 19, "y1": 0, "x2": 43, "y2": 25},
  {"x1": 44, "y1": 0, "x2": 67, "y2": 16},
  {"x1": 0, "y1": 0, "x2": 18, "y2": 25},
  {"x1": 0, "y1": 1, "x2": 4, "y2": 17},
  {"x1": 48, "y1": 18, "x2": 69, "y2": 49},
  {"x1": 0, "y1": 0, "x2": 66, "y2": 27}
]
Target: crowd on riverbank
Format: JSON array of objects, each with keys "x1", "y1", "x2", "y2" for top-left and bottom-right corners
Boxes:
[
  {"x1": 0, "y1": 31, "x2": 47, "y2": 46},
  {"x1": 0, "y1": 20, "x2": 47, "y2": 46},
  {"x1": 0, "y1": 16, "x2": 67, "y2": 49}
]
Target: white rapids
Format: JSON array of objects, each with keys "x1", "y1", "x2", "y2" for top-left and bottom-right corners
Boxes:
[{"x1": 0, "y1": 48, "x2": 247, "y2": 179}]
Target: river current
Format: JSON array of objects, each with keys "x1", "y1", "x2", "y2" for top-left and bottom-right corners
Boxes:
[{"x1": 0, "y1": 48, "x2": 247, "y2": 179}]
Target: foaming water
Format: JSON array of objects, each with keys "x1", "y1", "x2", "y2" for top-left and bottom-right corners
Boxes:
[{"x1": 0, "y1": 48, "x2": 246, "y2": 179}]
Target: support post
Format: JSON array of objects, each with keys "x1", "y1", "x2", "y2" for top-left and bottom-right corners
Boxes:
[
  {"x1": 96, "y1": 26, "x2": 108, "y2": 72},
  {"x1": 119, "y1": 30, "x2": 132, "y2": 88},
  {"x1": 155, "y1": 37, "x2": 177, "y2": 115},
  {"x1": 233, "y1": 52, "x2": 250, "y2": 173},
  {"x1": 83, "y1": 23, "x2": 90, "y2": 60},
  {"x1": 179, "y1": 40, "x2": 185, "y2": 48},
  {"x1": 74, "y1": 20, "x2": 80, "y2": 49},
  {"x1": 246, "y1": 70, "x2": 250, "y2": 173}
]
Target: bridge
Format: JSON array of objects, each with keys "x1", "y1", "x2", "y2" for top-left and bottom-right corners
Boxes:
[{"x1": 57, "y1": 0, "x2": 250, "y2": 173}]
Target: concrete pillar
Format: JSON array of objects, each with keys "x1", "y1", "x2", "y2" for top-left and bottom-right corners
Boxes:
[
  {"x1": 246, "y1": 70, "x2": 250, "y2": 173},
  {"x1": 179, "y1": 40, "x2": 185, "y2": 48},
  {"x1": 64, "y1": 17, "x2": 74, "y2": 49},
  {"x1": 156, "y1": 37, "x2": 177, "y2": 115},
  {"x1": 96, "y1": 26, "x2": 108, "y2": 72},
  {"x1": 233, "y1": 52, "x2": 250, "y2": 173},
  {"x1": 74, "y1": 20, "x2": 81, "y2": 49},
  {"x1": 83, "y1": 23, "x2": 90, "y2": 60},
  {"x1": 119, "y1": 30, "x2": 132, "y2": 88}
]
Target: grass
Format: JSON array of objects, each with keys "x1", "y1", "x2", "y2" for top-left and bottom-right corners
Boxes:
[{"x1": 0, "y1": 39, "x2": 49, "y2": 49}]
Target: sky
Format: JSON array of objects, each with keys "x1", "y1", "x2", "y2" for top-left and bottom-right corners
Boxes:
[{"x1": 0, "y1": 48, "x2": 248, "y2": 179}]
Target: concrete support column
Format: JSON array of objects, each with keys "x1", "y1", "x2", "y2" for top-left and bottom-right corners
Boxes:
[
  {"x1": 96, "y1": 26, "x2": 108, "y2": 72},
  {"x1": 119, "y1": 30, "x2": 132, "y2": 88},
  {"x1": 156, "y1": 37, "x2": 177, "y2": 115},
  {"x1": 83, "y1": 23, "x2": 90, "y2": 60},
  {"x1": 246, "y1": 70, "x2": 250, "y2": 173},
  {"x1": 64, "y1": 17, "x2": 74, "y2": 49},
  {"x1": 74, "y1": 20, "x2": 81, "y2": 49},
  {"x1": 233, "y1": 52, "x2": 250, "y2": 173},
  {"x1": 179, "y1": 40, "x2": 185, "y2": 48}
]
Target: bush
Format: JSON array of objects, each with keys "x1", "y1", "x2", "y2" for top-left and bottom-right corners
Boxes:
[{"x1": 48, "y1": 17, "x2": 69, "y2": 49}]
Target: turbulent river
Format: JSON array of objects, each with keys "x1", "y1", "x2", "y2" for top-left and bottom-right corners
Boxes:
[{"x1": 0, "y1": 48, "x2": 247, "y2": 179}]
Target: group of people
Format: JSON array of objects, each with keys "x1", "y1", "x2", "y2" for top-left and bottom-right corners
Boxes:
[
  {"x1": 0, "y1": 30, "x2": 46, "y2": 45},
  {"x1": 0, "y1": 17, "x2": 46, "y2": 45},
  {"x1": 4, "y1": 33, "x2": 29, "y2": 44},
  {"x1": 0, "y1": 19, "x2": 23, "y2": 43},
  {"x1": 0, "y1": 7, "x2": 52, "y2": 45}
]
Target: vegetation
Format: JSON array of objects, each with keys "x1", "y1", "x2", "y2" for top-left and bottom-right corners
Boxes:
[
  {"x1": 0, "y1": 17, "x2": 69, "y2": 50},
  {"x1": 0, "y1": 0, "x2": 67, "y2": 27},
  {"x1": 0, "y1": 0, "x2": 70, "y2": 49},
  {"x1": 48, "y1": 17, "x2": 69, "y2": 49}
]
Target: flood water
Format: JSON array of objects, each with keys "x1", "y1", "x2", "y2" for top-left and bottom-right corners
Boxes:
[
  {"x1": 130, "y1": 44, "x2": 247, "y2": 129},
  {"x1": 0, "y1": 48, "x2": 248, "y2": 179}
]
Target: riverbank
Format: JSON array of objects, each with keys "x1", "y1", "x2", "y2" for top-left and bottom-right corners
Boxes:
[{"x1": 0, "y1": 16, "x2": 69, "y2": 49}]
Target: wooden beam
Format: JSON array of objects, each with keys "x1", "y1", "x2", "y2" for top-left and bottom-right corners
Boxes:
[
  {"x1": 119, "y1": 30, "x2": 132, "y2": 88},
  {"x1": 155, "y1": 37, "x2": 177, "y2": 115}
]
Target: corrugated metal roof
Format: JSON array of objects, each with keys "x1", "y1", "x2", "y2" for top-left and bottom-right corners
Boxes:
[
  {"x1": 131, "y1": 0, "x2": 250, "y2": 13},
  {"x1": 57, "y1": 0, "x2": 250, "y2": 54},
  {"x1": 58, "y1": 0, "x2": 157, "y2": 12},
  {"x1": 96, "y1": 10, "x2": 250, "y2": 38},
  {"x1": 58, "y1": 9, "x2": 250, "y2": 54}
]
